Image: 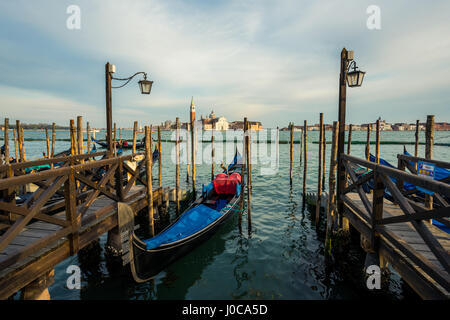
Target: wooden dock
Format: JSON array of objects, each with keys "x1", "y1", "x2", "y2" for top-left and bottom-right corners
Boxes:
[
  {"x1": 339, "y1": 153, "x2": 450, "y2": 299},
  {"x1": 0, "y1": 150, "x2": 171, "y2": 299}
]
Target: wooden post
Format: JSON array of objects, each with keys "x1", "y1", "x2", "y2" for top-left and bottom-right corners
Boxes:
[
  {"x1": 325, "y1": 121, "x2": 339, "y2": 255},
  {"x1": 347, "y1": 124, "x2": 353, "y2": 155},
  {"x1": 86, "y1": 122, "x2": 91, "y2": 154},
  {"x1": 415, "y1": 119, "x2": 420, "y2": 158},
  {"x1": 211, "y1": 129, "x2": 215, "y2": 181},
  {"x1": 4, "y1": 118, "x2": 9, "y2": 164},
  {"x1": 299, "y1": 129, "x2": 303, "y2": 166},
  {"x1": 119, "y1": 128, "x2": 122, "y2": 141},
  {"x1": 176, "y1": 118, "x2": 180, "y2": 215},
  {"x1": 365, "y1": 124, "x2": 371, "y2": 161},
  {"x1": 245, "y1": 118, "x2": 251, "y2": 233},
  {"x1": 276, "y1": 126, "x2": 279, "y2": 167},
  {"x1": 158, "y1": 126, "x2": 162, "y2": 188},
  {"x1": 302, "y1": 120, "x2": 307, "y2": 196},
  {"x1": 132, "y1": 121, "x2": 138, "y2": 154},
  {"x1": 77, "y1": 116, "x2": 83, "y2": 156},
  {"x1": 21, "y1": 269, "x2": 54, "y2": 300},
  {"x1": 316, "y1": 113, "x2": 324, "y2": 225},
  {"x1": 327, "y1": 121, "x2": 339, "y2": 234},
  {"x1": 51, "y1": 123, "x2": 56, "y2": 158},
  {"x1": 16, "y1": 120, "x2": 24, "y2": 162},
  {"x1": 70, "y1": 120, "x2": 76, "y2": 155},
  {"x1": 322, "y1": 124, "x2": 326, "y2": 192},
  {"x1": 191, "y1": 118, "x2": 196, "y2": 194},
  {"x1": 113, "y1": 123, "x2": 117, "y2": 157},
  {"x1": 45, "y1": 128, "x2": 50, "y2": 159},
  {"x1": 376, "y1": 119, "x2": 381, "y2": 164},
  {"x1": 425, "y1": 115, "x2": 434, "y2": 215},
  {"x1": 13, "y1": 128, "x2": 18, "y2": 162},
  {"x1": 21, "y1": 127, "x2": 26, "y2": 162},
  {"x1": 145, "y1": 126, "x2": 154, "y2": 236},
  {"x1": 186, "y1": 123, "x2": 190, "y2": 182},
  {"x1": 371, "y1": 171, "x2": 384, "y2": 251},
  {"x1": 289, "y1": 122, "x2": 294, "y2": 185},
  {"x1": 65, "y1": 166, "x2": 79, "y2": 254}
]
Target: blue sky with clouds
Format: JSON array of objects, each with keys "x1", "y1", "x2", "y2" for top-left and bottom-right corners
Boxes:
[{"x1": 0, "y1": 0, "x2": 449, "y2": 128}]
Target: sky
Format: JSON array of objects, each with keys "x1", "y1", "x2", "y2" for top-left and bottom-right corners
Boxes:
[{"x1": 0, "y1": 0, "x2": 449, "y2": 128}]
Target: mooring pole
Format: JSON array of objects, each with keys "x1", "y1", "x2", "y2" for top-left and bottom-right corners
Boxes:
[
  {"x1": 176, "y1": 118, "x2": 180, "y2": 215},
  {"x1": 4, "y1": 118, "x2": 9, "y2": 164},
  {"x1": 113, "y1": 123, "x2": 117, "y2": 157},
  {"x1": 347, "y1": 124, "x2": 352, "y2": 155},
  {"x1": 376, "y1": 119, "x2": 381, "y2": 164},
  {"x1": 299, "y1": 128, "x2": 303, "y2": 167},
  {"x1": 51, "y1": 123, "x2": 56, "y2": 158},
  {"x1": 13, "y1": 127, "x2": 18, "y2": 162},
  {"x1": 302, "y1": 120, "x2": 307, "y2": 197},
  {"x1": 86, "y1": 122, "x2": 91, "y2": 154},
  {"x1": 316, "y1": 113, "x2": 324, "y2": 226},
  {"x1": 145, "y1": 125, "x2": 154, "y2": 236},
  {"x1": 158, "y1": 126, "x2": 162, "y2": 188},
  {"x1": 290, "y1": 122, "x2": 294, "y2": 185},
  {"x1": 186, "y1": 123, "x2": 190, "y2": 182},
  {"x1": 415, "y1": 119, "x2": 420, "y2": 158},
  {"x1": 322, "y1": 124, "x2": 326, "y2": 192},
  {"x1": 425, "y1": 115, "x2": 434, "y2": 217},
  {"x1": 325, "y1": 121, "x2": 339, "y2": 255},
  {"x1": 244, "y1": 118, "x2": 252, "y2": 234},
  {"x1": 16, "y1": 120, "x2": 24, "y2": 162},
  {"x1": 276, "y1": 126, "x2": 279, "y2": 167},
  {"x1": 45, "y1": 128, "x2": 50, "y2": 159},
  {"x1": 211, "y1": 129, "x2": 215, "y2": 181},
  {"x1": 69, "y1": 120, "x2": 76, "y2": 156},
  {"x1": 77, "y1": 116, "x2": 83, "y2": 157},
  {"x1": 191, "y1": 118, "x2": 196, "y2": 194},
  {"x1": 132, "y1": 121, "x2": 138, "y2": 155},
  {"x1": 365, "y1": 124, "x2": 371, "y2": 161},
  {"x1": 21, "y1": 127, "x2": 26, "y2": 162}
]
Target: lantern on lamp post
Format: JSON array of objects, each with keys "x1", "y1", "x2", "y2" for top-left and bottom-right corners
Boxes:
[
  {"x1": 105, "y1": 62, "x2": 153, "y2": 156},
  {"x1": 346, "y1": 61, "x2": 366, "y2": 88}
]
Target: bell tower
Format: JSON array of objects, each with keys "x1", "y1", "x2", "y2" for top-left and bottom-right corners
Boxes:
[{"x1": 190, "y1": 96, "x2": 196, "y2": 124}]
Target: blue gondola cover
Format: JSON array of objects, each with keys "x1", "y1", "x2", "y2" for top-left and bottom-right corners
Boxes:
[{"x1": 144, "y1": 204, "x2": 223, "y2": 249}]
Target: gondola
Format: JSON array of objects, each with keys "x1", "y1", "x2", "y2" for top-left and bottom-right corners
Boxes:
[
  {"x1": 92, "y1": 138, "x2": 145, "y2": 150},
  {"x1": 352, "y1": 150, "x2": 450, "y2": 234},
  {"x1": 130, "y1": 150, "x2": 244, "y2": 282}
]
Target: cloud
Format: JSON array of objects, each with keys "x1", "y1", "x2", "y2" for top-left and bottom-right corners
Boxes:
[
  {"x1": 0, "y1": 0, "x2": 449, "y2": 127},
  {"x1": 0, "y1": 85, "x2": 103, "y2": 126}
]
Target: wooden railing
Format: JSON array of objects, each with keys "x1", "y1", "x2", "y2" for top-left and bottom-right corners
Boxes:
[
  {"x1": 0, "y1": 151, "x2": 148, "y2": 271},
  {"x1": 340, "y1": 154, "x2": 450, "y2": 291}
]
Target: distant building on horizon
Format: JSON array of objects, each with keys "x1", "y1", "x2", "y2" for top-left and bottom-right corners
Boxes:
[{"x1": 201, "y1": 110, "x2": 229, "y2": 131}]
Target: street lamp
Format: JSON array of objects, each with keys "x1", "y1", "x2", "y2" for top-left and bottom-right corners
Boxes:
[
  {"x1": 336, "y1": 48, "x2": 365, "y2": 228},
  {"x1": 346, "y1": 61, "x2": 366, "y2": 87},
  {"x1": 105, "y1": 62, "x2": 153, "y2": 156}
]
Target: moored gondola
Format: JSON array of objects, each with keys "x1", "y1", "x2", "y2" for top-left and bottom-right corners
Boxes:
[{"x1": 130, "y1": 150, "x2": 244, "y2": 282}]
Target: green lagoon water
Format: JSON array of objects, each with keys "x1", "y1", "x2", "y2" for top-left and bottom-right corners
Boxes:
[{"x1": 2, "y1": 128, "x2": 450, "y2": 300}]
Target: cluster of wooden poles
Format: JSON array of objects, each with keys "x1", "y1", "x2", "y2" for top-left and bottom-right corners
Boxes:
[{"x1": 286, "y1": 114, "x2": 437, "y2": 235}]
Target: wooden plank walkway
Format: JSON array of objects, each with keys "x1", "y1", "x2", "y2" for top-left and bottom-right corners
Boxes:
[
  {"x1": 0, "y1": 185, "x2": 151, "y2": 299},
  {"x1": 343, "y1": 192, "x2": 450, "y2": 299}
]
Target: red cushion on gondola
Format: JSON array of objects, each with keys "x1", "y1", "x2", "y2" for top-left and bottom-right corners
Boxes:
[{"x1": 213, "y1": 173, "x2": 241, "y2": 194}]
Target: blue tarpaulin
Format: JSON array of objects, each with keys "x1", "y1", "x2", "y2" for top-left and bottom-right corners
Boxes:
[{"x1": 144, "y1": 204, "x2": 223, "y2": 250}]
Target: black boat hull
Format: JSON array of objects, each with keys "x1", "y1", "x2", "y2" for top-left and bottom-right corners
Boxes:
[{"x1": 130, "y1": 194, "x2": 242, "y2": 282}]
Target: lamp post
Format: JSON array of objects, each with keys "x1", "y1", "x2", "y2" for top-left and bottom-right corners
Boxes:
[
  {"x1": 105, "y1": 62, "x2": 153, "y2": 156},
  {"x1": 336, "y1": 48, "x2": 365, "y2": 227}
]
